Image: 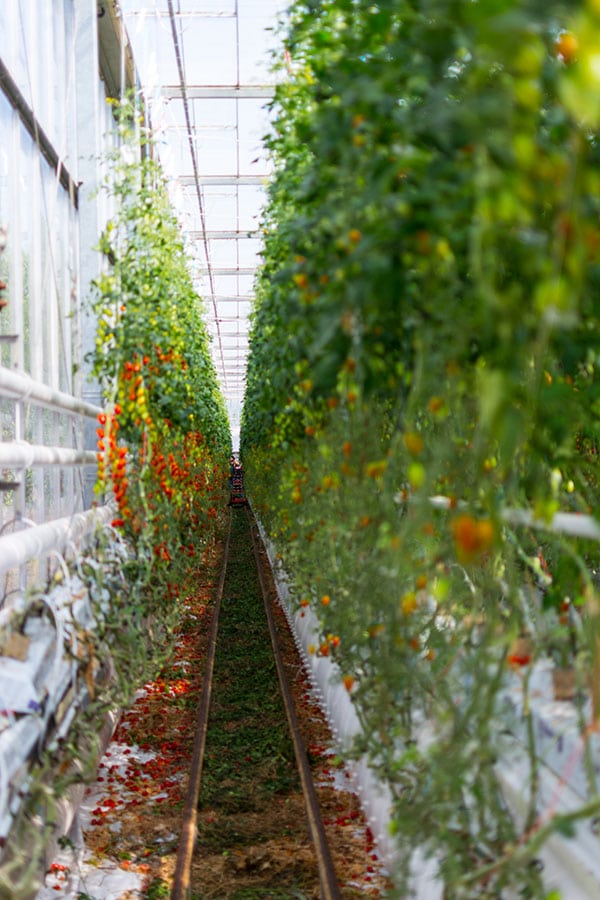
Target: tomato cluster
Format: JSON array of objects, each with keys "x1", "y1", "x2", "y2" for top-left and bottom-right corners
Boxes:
[{"x1": 96, "y1": 407, "x2": 132, "y2": 525}]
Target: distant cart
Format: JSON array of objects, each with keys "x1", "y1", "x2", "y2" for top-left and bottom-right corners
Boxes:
[{"x1": 228, "y1": 464, "x2": 248, "y2": 508}]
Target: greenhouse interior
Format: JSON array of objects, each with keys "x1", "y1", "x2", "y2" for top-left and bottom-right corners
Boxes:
[{"x1": 2, "y1": 0, "x2": 600, "y2": 897}]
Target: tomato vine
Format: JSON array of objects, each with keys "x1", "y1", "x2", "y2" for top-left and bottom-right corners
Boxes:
[
  {"x1": 89, "y1": 96, "x2": 230, "y2": 613},
  {"x1": 242, "y1": 1, "x2": 600, "y2": 895}
]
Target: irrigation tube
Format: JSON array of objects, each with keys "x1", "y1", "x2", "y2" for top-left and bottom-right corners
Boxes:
[
  {"x1": 0, "y1": 443, "x2": 97, "y2": 468},
  {"x1": 0, "y1": 505, "x2": 114, "y2": 575},
  {"x1": 0, "y1": 368, "x2": 102, "y2": 418}
]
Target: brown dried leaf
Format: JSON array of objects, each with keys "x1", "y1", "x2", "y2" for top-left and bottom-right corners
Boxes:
[{"x1": 1, "y1": 632, "x2": 30, "y2": 661}]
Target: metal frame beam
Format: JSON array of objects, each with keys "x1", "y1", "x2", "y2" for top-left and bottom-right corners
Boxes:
[
  {"x1": 0, "y1": 58, "x2": 79, "y2": 207},
  {"x1": 190, "y1": 230, "x2": 260, "y2": 239},
  {"x1": 179, "y1": 175, "x2": 267, "y2": 186},
  {"x1": 161, "y1": 85, "x2": 275, "y2": 100},
  {"x1": 200, "y1": 295, "x2": 254, "y2": 303},
  {"x1": 127, "y1": 9, "x2": 236, "y2": 18},
  {"x1": 197, "y1": 267, "x2": 255, "y2": 276}
]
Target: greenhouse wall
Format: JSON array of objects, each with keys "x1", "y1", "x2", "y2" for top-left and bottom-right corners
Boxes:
[
  {"x1": 0, "y1": 2, "x2": 137, "y2": 892},
  {"x1": 0, "y1": 0, "x2": 131, "y2": 591}
]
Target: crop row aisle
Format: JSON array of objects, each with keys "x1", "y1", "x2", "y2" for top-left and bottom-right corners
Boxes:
[
  {"x1": 241, "y1": 0, "x2": 600, "y2": 897},
  {"x1": 38, "y1": 506, "x2": 389, "y2": 898}
]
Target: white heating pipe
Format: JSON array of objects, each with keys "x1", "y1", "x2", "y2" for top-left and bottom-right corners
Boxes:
[
  {"x1": 0, "y1": 505, "x2": 114, "y2": 574},
  {"x1": 0, "y1": 368, "x2": 102, "y2": 418},
  {"x1": 0, "y1": 443, "x2": 97, "y2": 468},
  {"x1": 428, "y1": 495, "x2": 600, "y2": 542},
  {"x1": 503, "y1": 507, "x2": 600, "y2": 541}
]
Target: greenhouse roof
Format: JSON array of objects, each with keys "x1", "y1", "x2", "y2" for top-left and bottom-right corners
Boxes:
[{"x1": 121, "y1": 0, "x2": 286, "y2": 447}]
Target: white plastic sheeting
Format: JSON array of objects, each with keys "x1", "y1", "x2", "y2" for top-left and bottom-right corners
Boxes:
[{"x1": 0, "y1": 519, "x2": 127, "y2": 898}]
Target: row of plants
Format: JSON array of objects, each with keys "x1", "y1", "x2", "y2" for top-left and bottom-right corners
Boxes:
[
  {"x1": 242, "y1": 0, "x2": 600, "y2": 896},
  {"x1": 77, "y1": 95, "x2": 234, "y2": 738},
  {"x1": 0, "y1": 97, "x2": 231, "y2": 897},
  {"x1": 89, "y1": 95, "x2": 230, "y2": 629}
]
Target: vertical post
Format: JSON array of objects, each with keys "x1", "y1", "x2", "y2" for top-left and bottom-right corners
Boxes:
[{"x1": 74, "y1": 0, "x2": 106, "y2": 509}]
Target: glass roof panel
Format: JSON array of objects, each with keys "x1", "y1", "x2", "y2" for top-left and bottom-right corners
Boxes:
[
  {"x1": 181, "y1": 21, "x2": 238, "y2": 84},
  {"x1": 122, "y1": 0, "x2": 284, "y2": 447}
]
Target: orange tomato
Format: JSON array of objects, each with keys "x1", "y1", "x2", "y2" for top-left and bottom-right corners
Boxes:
[
  {"x1": 556, "y1": 31, "x2": 578, "y2": 64},
  {"x1": 451, "y1": 514, "x2": 495, "y2": 564},
  {"x1": 342, "y1": 675, "x2": 355, "y2": 692}
]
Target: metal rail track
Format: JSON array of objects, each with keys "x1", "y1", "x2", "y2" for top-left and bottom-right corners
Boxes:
[
  {"x1": 171, "y1": 513, "x2": 232, "y2": 900},
  {"x1": 246, "y1": 505, "x2": 342, "y2": 900},
  {"x1": 170, "y1": 506, "x2": 341, "y2": 900}
]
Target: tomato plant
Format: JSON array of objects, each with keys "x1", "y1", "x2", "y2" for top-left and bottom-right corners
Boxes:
[
  {"x1": 89, "y1": 96, "x2": 230, "y2": 614},
  {"x1": 242, "y1": 0, "x2": 600, "y2": 894}
]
